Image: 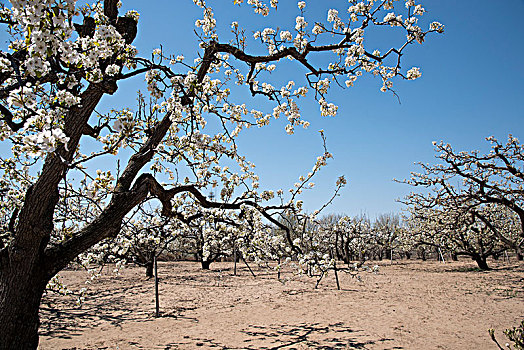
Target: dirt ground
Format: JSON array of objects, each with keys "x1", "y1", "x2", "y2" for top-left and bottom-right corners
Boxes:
[{"x1": 38, "y1": 259, "x2": 524, "y2": 349}]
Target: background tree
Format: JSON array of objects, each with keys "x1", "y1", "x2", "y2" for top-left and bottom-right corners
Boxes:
[
  {"x1": 402, "y1": 135, "x2": 524, "y2": 261},
  {"x1": 316, "y1": 214, "x2": 373, "y2": 263},
  {"x1": 118, "y1": 205, "x2": 177, "y2": 278},
  {"x1": 172, "y1": 208, "x2": 239, "y2": 270},
  {"x1": 403, "y1": 203, "x2": 510, "y2": 269},
  {"x1": 372, "y1": 213, "x2": 401, "y2": 260}
]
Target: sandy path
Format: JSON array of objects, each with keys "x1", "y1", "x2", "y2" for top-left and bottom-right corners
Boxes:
[{"x1": 39, "y1": 259, "x2": 524, "y2": 349}]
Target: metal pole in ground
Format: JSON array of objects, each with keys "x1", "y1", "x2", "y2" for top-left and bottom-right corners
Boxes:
[
  {"x1": 242, "y1": 256, "x2": 256, "y2": 278},
  {"x1": 333, "y1": 261, "x2": 341, "y2": 290},
  {"x1": 154, "y1": 255, "x2": 159, "y2": 318},
  {"x1": 438, "y1": 248, "x2": 446, "y2": 263},
  {"x1": 233, "y1": 242, "x2": 237, "y2": 276}
]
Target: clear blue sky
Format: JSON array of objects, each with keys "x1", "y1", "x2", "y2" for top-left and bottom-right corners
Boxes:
[
  {"x1": 16, "y1": 0, "x2": 520, "y2": 219},
  {"x1": 104, "y1": 0, "x2": 524, "y2": 219}
]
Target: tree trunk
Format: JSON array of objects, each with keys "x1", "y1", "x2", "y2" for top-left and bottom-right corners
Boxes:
[
  {"x1": 473, "y1": 255, "x2": 489, "y2": 270},
  {"x1": 0, "y1": 10, "x2": 147, "y2": 348},
  {"x1": 419, "y1": 249, "x2": 426, "y2": 261},
  {"x1": 145, "y1": 260, "x2": 154, "y2": 278},
  {"x1": 201, "y1": 260, "x2": 211, "y2": 270},
  {"x1": 335, "y1": 233, "x2": 342, "y2": 261},
  {"x1": 343, "y1": 239, "x2": 350, "y2": 264},
  {"x1": 517, "y1": 250, "x2": 523, "y2": 261},
  {"x1": 451, "y1": 252, "x2": 458, "y2": 261},
  {"x1": 0, "y1": 264, "x2": 48, "y2": 349}
]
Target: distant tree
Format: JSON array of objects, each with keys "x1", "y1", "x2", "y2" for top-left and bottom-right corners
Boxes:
[
  {"x1": 319, "y1": 214, "x2": 373, "y2": 263},
  {"x1": 119, "y1": 205, "x2": 177, "y2": 278},
  {"x1": 402, "y1": 136, "x2": 524, "y2": 262},
  {"x1": 173, "y1": 209, "x2": 238, "y2": 270},
  {"x1": 404, "y1": 203, "x2": 511, "y2": 269},
  {"x1": 372, "y1": 213, "x2": 401, "y2": 260}
]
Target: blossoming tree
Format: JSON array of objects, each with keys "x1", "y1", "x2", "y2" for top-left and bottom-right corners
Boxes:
[
  {"x1": 0, "y1": 0, "x2": 441, "y2": 347},
  {"x1": 403, "y1": 203, "x2": 513, "y2": 269},
  {"x1": 118, "y1": 204, "x2": 177, "y2": 277},
  {"x1": 401, "y1": 136, "x2": 524, "y2": 267}
]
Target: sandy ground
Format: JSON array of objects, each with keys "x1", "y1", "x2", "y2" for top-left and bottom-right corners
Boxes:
[{"x1": 38, "y1": 259, "x2": 524, "y2": 349}]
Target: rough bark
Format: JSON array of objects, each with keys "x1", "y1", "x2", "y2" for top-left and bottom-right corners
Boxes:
[
  {"x1": 0, "y1": 260, "x2": 48, "y2": 348},
  {"x1": 0, "y1": 83, "x2": 108, "y2": 349}
]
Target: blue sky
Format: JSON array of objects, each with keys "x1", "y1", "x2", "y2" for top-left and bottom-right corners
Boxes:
[
  {"x1": 1, "y1": 1, "x2": 518, "y2": 219},
  {"x1": 103, "y1": 0, "x2": 524, "y2": 219}
]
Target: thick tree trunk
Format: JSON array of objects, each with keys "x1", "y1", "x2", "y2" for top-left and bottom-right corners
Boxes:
[
  {"x1": 0, "y1": 47, "x2": 126, "y2": 349},
  {"x1": 0, "y1": 263, "x2": 49, "y2": 349},
  {"x1": 0, "y1": 7, "x2": 167, "y2": 348},
  {"x1": 144, "y1": 251, "x2": 156, "y2": 278},
  {"x1": 0, "y1": 79, "x2": 140, "y2": 350}
]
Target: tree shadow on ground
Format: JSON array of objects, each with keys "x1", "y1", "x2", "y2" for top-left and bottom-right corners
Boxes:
[
  {"x1": 39, "y1": 281, "x2": 190, "y2": 340},
  {"x1": 427, "y1": 262, "x2": 524, "y2": 274},
  {"x1": 38, "y1": 263, "x2": 287, "y2": 341},
  {"x1": 240, "y1": 322, "x2": 394, "y2": 350},
  {"x1": 164, "y1": 322, "x2": 396, "y2": 350}
]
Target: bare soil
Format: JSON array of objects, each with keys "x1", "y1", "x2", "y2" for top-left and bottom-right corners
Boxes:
[{"x1": 38, "y1": 259, "x2": 524, "y2": 349}]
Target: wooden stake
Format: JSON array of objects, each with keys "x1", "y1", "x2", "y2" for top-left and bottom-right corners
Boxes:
[
  {"x1": 154, "y1": 255, "x2": 159, "y2": 318},
  {"x1": 333, "y1": 261, "x2": 340, "y2": 290},
  {"x1": 242, "y1": 256, "x2": 256, "y2": 278},
  {"x1": 315, "y1": 271, "x2": 325, "y2": 289},
  {"x1": 233, "y1": 244, "x2": 237, "y2": 276},
  {"x1": 438, "y1": 248, "x2": 445, "y2": 263}
]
